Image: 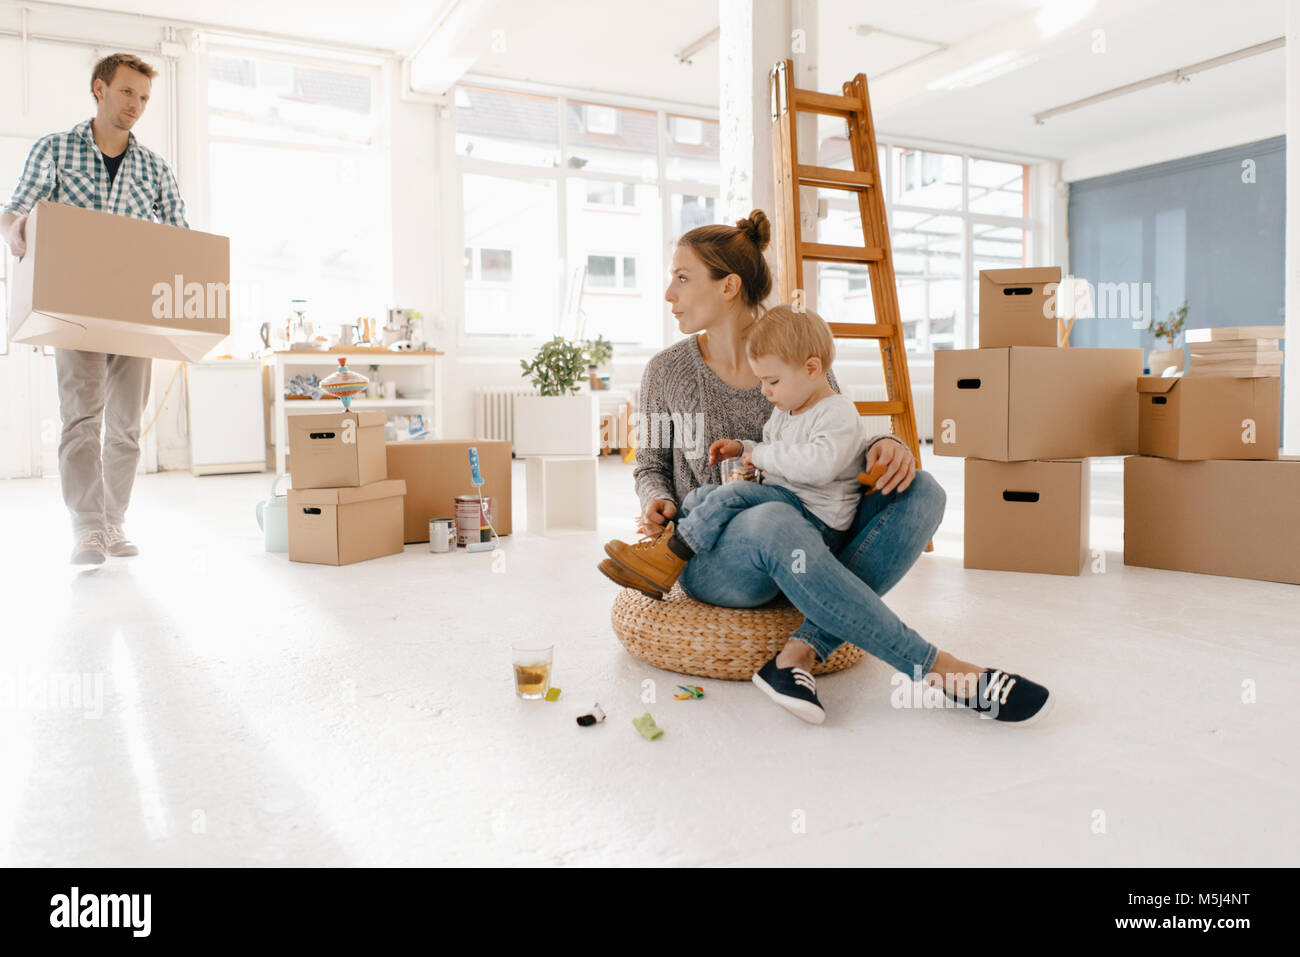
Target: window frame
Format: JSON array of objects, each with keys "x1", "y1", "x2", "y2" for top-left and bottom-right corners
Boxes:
[
  {"x1": 583, "y1": 104, "x2": 618, "y2": 136},
  {"x1": 465, "y1": 245, "x2": 515, "y2": 287},
  {"x1": 821, "y1": 140, "x2": 1039, "y2": 360},
  {"x1": 583, "y1": 252, "x2": 639, "y2": 294},
  {"x1": 453, "y1": 84, "x2": 719, "y2": 354},
  {"x1": 204, "y1": 44, "x2": 390, "y2": 357}
]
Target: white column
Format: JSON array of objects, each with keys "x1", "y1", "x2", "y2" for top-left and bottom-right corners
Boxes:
[
  {"x1": 719, "y1": 0, "x2": 819, "y2": 306},
  {"x1": 1286, "y1": 1, "x2": 1300, "y2": 453},
  {"x1": 721, "y1": 0, "x2": 802, "y2": 222}
]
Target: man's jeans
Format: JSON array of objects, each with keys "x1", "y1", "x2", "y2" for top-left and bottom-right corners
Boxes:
[
  {"x1": 676, "y1": 469, "x2": 947, "y2": 676},
  {"x1": 55, "y1": 348, "x2": 152, "y2": 533}
]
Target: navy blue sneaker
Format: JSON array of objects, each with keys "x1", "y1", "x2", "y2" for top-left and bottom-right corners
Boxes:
[
  {"x1": 944, "y1": 668, "x2": 1053, "y2": 725},
  {"x1": 752, "y1": 656, "x2": 826, "y2": 725}
]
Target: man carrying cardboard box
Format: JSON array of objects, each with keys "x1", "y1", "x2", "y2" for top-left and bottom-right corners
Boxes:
[{"x1": 2, "y1": 53, "x2": 188, "y2": 565}]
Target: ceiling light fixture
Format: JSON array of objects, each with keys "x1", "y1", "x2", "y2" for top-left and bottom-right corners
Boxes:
[
  {"x1": 854, "y1": 23, "x2": 950, "y2": 81},
  {"x1": 676, "y1": 27, "x2": 720, "y2": 65},
  {"x1": 1033, "y1": 36, "x2": 1284, "y2": 124}
]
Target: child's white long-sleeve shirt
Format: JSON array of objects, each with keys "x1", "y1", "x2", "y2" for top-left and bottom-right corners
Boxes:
[{"x1": 740, "y1": 393, "x2": 872, "y2": 531}]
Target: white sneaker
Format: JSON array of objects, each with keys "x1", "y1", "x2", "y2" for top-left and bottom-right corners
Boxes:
[
  {"x1": 71, "y1": 529, "x2": 107, "y2": 565},
  {"x1": 104, "y1": 525, "x2": 140, "y2": 557}
]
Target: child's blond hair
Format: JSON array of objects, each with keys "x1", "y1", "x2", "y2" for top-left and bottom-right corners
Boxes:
[{"x1": 745, "y1": 304, "x2": 835, "y2": 371}]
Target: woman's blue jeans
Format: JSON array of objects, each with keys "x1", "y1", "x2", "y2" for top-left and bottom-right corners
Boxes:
[{"x1": 675, "y1": 469, "x2": 947, "y2": 677}]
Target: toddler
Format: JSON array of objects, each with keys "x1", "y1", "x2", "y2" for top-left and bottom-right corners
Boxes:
[{"x1": 599, "y1": 305, "x2": 872, "y2": 599}]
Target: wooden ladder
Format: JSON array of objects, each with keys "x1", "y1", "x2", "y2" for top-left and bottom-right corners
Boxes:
[{"x1": 769, "y1": 59, "x2": 932, "y2": 551}]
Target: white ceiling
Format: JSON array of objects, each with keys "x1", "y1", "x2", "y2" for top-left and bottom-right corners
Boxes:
[
  {"x1": 39, "y1": 0, "x2": 441, "y2": 53},
  {"x1": 819, "y1": 0, "x2": 1286, "y2": 161},
  {"x1": 39, "y1": 0, "x2": 1289, "y2": 161},
  {"x1": 40, "y1": 0, "x2": 722, "y2": 106}
]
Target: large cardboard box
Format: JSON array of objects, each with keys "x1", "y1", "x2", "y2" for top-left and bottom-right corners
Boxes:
[
  {"x1": 934, "y1": 346, "x2": 1142, "y2": 461},
  {"x1": 386, "y1": 439, "x2": 513, "y2": 543},
  {"x1": 287, "y1": 479, "x2": 406, "y2": 565},
  {"x1": 9, "y1": 200, "x2": 229, "y2": 361},
  {"x1": 1124, "y1": 456, "x2": 1300, "y2": 584},
  {"x1": 978, "y1": 267, "x2": 1060, "y2": 348},
  {"x1": 964, "y1": 458, "x2": 1089, "y2": 576},
  {"x1": 1137, "y1": 375, "x2": 1280, "y2": 460},
  {"x1": 287, "y1": 410, "x2": 386, "y2": 489}
]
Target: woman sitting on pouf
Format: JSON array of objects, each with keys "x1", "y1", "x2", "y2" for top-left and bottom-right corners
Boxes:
[{"x1": 604, "y1": 209, "x2": 1052, "y2": 727}]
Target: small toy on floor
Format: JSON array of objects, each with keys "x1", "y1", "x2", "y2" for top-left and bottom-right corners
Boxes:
[
  {"x1": 632, "y1": 712, "x2": 664, "y2": 740},
  {"x1": 544, "y1": 687, "x2": 562, "y2": 701},
  {"x1": 673, "y1": 685, "x2": 704, "y2": 700},
  {"x1": 576, "y1": 703, "x2": 606, "y2": 727}
]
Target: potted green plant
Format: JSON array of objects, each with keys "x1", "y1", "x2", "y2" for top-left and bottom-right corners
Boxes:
[
  {"x1": 583, "y1": 334, "x2": 614, "y2": 391},
  {"x1": 515, "y1": 336, "x2": 600, "y2": 455},
  {"x1": 1149, "y1": 301, "x2": 1187, "y2": 374}
]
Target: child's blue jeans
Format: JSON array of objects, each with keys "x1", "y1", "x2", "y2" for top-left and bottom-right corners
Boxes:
[{"x1": 674, "y1": 481, "x2": 849, "y2": 557}]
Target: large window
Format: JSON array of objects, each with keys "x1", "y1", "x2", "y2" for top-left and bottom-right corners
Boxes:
[
  {"x1": 207, "y1": 52, "x2": 389, "y2": 356},
  {"x1": 815, "y1": 131, "x2": 1032, "y2": 354},
  {"x1": 456, "y1": 86, "x2": 720, "y2": 348},
  {"x1": 462, "y1": 173, "x2": 558, "y2": 338}
]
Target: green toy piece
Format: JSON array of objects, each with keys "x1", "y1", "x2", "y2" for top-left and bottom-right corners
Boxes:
[
  {"x1": 544, "y1": 687, "x2": 562, "y2": 701},
  {"x1": 633, "y1": 712, "x2": 664, "y2": 740}
]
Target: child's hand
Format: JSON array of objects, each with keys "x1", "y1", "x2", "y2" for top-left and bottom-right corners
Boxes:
[{"x1": 708, "y1": 438, "x2": 743, "y2": 465}]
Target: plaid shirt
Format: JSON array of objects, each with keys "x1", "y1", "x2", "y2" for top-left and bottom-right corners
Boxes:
[{"x1": 3, "y1": 117, "x2": 188, "y2": 227}]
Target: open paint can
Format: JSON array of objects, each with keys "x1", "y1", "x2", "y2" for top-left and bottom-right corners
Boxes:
[{"x1": 429, "y1": 518, "x2": 455, "y2": 553}]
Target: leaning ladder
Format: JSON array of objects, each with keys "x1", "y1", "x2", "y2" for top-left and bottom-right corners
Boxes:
[{"x1": 769, "y1": 58, "x2": 932, "y2": 552}]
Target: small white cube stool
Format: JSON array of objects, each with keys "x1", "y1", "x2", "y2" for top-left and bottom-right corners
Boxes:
[{"x1": 524, "y1": 455, "x2": 598, "y2": 535}]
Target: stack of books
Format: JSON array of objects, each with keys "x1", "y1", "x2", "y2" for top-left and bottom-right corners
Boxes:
[{"x1": 1186, "y1": 325, "x2": 1285, "y2": 377}]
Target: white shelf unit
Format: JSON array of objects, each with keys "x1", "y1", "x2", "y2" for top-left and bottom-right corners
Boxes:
[{"x1": 269, "y1": 351, "x2": 444, "y2": 475}]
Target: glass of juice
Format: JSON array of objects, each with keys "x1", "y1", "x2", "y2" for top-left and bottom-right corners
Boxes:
[{"x1": 512, "y1": 643, "x2": 554, "y2": 699}]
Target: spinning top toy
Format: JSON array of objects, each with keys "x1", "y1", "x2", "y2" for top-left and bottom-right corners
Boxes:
[{"x1": 320, "y1": 357, "x2": 368, "y2": 409}]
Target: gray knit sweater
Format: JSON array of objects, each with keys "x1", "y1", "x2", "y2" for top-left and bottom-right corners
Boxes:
[{"x1": 633, "y1": 335, "x2": 899, "y2": 510}]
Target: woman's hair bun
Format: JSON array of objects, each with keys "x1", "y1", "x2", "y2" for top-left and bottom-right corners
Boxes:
[{"x1": 736, "y1": 209, "x2": 771, "y2": 252}]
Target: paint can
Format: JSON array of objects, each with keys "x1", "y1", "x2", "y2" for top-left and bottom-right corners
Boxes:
[
  {"x1": 429, "y1": 518, "x2": 454, "y2": 553},
  {"x1": 455, "y1": 494, "x2": 492, "y2": 547}
]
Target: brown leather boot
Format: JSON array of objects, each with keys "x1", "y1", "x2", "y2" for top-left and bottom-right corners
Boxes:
[
  {"x1": 603, "y1": 521, "x2": 689, "y2": 596},
  {"x1": 597, "y1": 558, "x2": 667, "y2": 600}
]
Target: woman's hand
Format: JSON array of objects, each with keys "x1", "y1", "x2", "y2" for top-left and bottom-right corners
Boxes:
[
  {"x1": 741, "y1": 449, "x2": 755, "y2": 468},
  {"x1": 637, "y1": 498, "x2": 678, "y2": 536},
  {"x1": 866, "y1": 438, "x2": 916, "y2": 495},
  {"x1": 708, "y1": 438, "x2": 743, "y2": 466}
]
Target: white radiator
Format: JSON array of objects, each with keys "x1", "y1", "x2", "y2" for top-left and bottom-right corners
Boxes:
[
  {"x1": 474, "y1": 385, "x2": 641, "y2": 445},
  {"x1": 849, "y1": 384, "x2": 934, "y2": 442},
  {"x1": 474, "y1": 386, "x2": 537, "y2": 443}
]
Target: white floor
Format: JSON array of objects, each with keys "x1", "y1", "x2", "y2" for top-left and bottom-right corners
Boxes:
[{"x1": 1, "y1": 450, "x2": 1297, "y2": 866}]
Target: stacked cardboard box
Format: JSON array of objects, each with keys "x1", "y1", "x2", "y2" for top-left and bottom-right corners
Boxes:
[
  {"x1": 936, "y1": 267, "x2": 1143, "y2": 575},
  {"x1": 1126, "y1": 326, "x2": 1294, "y2": 584},
  {"x1": 286, "y1": 410, "x2": 406, "y2": 565},
  {"x1": 386, "y1": 440, "x2": 512, "y2": 544}
]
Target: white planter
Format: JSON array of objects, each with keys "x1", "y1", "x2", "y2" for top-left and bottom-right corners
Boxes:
[
  {"x1": 513, "y1": 393, "x2": 600, "y2": 457},
  {"x1": 1148, "y1": 347, "x2": 1185, "y2": 375}
]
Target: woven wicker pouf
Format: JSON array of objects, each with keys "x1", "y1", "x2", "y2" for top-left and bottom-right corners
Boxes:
[{"x1": 611, "y1": 583, "x2": 865, "y2": 681}]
